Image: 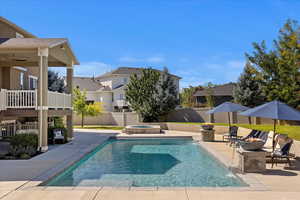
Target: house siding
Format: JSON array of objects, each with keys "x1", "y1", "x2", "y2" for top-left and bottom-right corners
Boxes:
[{"x1": 0, "y1": 21, "x2": 19, "y2": 38}]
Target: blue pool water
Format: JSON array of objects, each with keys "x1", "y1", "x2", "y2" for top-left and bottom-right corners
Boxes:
[{"x1": 46, "y1": 139, "x2": 246, "y2": 187}]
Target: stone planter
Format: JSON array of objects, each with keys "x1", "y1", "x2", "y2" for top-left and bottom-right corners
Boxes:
[
  {"x1": 237, "y1": 148, "x2": 266, "y2": 173},
  {"x1": 200, "y1": 129, "x2": 215, "y2": 142},
  {"x1": 201, "y1": 124, "x2": 214, "y2": 130}
]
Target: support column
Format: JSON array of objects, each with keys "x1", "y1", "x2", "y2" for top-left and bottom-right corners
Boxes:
[
  {"x1": 66, "y1": 66, "x2": 73, "y2": 141},
  {"x1": 38, "y1": 48, "x2": 49, "y2": 152}
]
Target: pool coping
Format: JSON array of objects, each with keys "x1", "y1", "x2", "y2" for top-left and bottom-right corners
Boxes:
[{"x1": 18, "y1": 135, "x2": 269, "y2": 192}]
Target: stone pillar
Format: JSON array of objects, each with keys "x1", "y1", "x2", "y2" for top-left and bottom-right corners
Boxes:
[
  {"x1": 231, "y1": 112, "x2": 238, "y2": 124},
  {"x1": 38, "y1": 48, "x2": 49, "y2": 152},
  {"x1": 66, "y1": 67, "x2": 73, "y2": 141}
]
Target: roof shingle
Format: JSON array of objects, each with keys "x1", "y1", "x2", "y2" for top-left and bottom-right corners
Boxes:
[{"x1": 193, "y1": 83, "x2": 236, "y2": 97}]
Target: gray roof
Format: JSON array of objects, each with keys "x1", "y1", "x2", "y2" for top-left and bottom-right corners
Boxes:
[
  {"x1": 73, "y1": 77, "x2": 111, "y2": 91},
  {"x1": 96, "y1": 67, "x2": 181, "y2": 79},
  {"x1": 0, "y1": 38, "x2": 67, "y2": 49},
  {"x1": 193, "y1": 83, "x2": 235, "y2": 97}
]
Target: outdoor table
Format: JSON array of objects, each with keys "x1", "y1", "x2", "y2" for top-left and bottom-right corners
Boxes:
[{"x1": 237, "y1": 147, "x2": 266, "y2": 173}]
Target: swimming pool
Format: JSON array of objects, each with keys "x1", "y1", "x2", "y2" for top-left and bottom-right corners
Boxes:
[{"x1": 46, "y1": 138, "x2": 246, "y2": 187}]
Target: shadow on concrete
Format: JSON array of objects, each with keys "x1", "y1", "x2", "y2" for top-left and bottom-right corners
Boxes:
[{"x1": 260, "y1": 169, "x2": 298, "y2": 176}]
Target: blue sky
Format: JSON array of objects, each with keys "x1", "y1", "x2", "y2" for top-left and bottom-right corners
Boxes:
[{"x1": 1, "y1": 0, "x2": 300, "y2": 88}]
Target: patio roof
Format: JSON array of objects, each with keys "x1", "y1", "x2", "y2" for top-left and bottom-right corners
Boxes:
[{"x1": 0, "y1": 38, "x2": 79, "y2": 66}]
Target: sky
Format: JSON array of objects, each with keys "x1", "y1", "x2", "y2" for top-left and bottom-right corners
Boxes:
[{"x1": 1, "y1": 0, "x2": 300, "y2": 88}]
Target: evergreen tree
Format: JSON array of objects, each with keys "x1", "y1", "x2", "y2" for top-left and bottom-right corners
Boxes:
[
  {"x1": 246, "y1": 19, "x2": 300, "y2": 108},
  {"x1": 48, "y1": 70, "x2": 65, "y2": 92},
  {"x1": 125, "y1": 68, "x2": 179, "y2": 122},
  {"x1": 234, "y1": 62, "x2": 265, "y2": 107},
  {"x1": 158, "y1": 67, "x2": 179, "y2": 117},
  {"x1": 125, "y1": 68, "x2": 160, "y2": 122}
]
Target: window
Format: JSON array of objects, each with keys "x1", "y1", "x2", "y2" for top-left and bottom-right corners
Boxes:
[
  {"x1": 123, "y1": 77, "x2": 127, "y2": 83},
  {"x1": 29, "y1": 76, "x2": 38, "y2": 90},
  {"x1": 119, "y1": 94, "x2": 124, "y2": 100},
  {"x1": 20, "y1": 72, "x2": 24, "y2": 89}
]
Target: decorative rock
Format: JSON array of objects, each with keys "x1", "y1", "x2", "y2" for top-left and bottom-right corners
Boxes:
[
  {"x1": 200, "y1": 129, "x2": 215, "y2": 142},
  {"x1": 237, "y1": 148, "x2": 266, "y2": 173}
]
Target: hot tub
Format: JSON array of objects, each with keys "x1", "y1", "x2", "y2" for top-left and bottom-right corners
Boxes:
[{"x1": 124, "y1": 125, "x2": 161, "y2": 134}]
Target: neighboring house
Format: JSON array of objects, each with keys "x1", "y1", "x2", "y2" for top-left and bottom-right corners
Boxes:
[
  {"x1": 193, "y1": 83, "x2": 236, "y2": 107},
  {"x1": 0, "y1": 17, "x2": 78, "y2": 151},
  {"x1": 73, "y1": 67, "x2": 181, "y2": 112}
]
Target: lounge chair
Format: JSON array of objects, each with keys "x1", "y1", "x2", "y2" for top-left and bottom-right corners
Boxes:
[
  {"x1": 270, "y1": 138, "x2": 294, "y2": 167},
  {"x1": 236, "y1": 130, "x2": 269, "y2": 149},
  {"x1": 240, "y1": 129, "x2": 259, "y2": 140}
]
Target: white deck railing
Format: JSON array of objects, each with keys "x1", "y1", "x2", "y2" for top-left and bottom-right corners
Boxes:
[
  {"x1": 0, "y1": 89, "x2": 72, "y2": 110},
  {"x1": 48, "y1": 91, "x2": 72, "y2": 109},
  {"x1": 115, "y1": 100, "x2": 128, "y2": 107}
]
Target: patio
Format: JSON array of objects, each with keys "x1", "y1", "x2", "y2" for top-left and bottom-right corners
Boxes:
[{"x1": 0, "y1": 129, "x2": 300, "y2": 200}]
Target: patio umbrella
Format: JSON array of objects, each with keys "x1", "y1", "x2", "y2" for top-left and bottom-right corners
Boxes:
[
  {"x1": 239, "y1": 100, "x2": 300, "y2": 150},
  {"x1": 206, "y1": 102, "x2": 249, "y2": 127}
]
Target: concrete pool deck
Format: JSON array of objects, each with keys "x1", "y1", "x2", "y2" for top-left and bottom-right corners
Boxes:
[{"x1": 1, "y1": 129, "x2": 300, "y2": 199}]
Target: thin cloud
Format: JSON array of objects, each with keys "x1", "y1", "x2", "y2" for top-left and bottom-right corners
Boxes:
[
  {"x1": 175, "y1": 59, "x2": 245, "y2": 88},
  {"x1": 119, "y1": 56, "x2": 165, "y2": 63},
  {"x1": 74, "y1": 61, "x2": 113, "y2": 77}
]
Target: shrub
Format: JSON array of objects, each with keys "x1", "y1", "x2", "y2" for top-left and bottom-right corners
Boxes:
[{"x1": 9, "y1": 133, "x2": 38, "y2": 158}]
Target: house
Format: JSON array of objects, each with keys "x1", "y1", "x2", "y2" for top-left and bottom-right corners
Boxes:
[
  {"x1": 0, "y1": 17, "x2": 78, "y2": 151},
  {"x1": 193, "y1": 83, "x2": 236, "y2": 107},
  {"x1": 73, "y1": 67, "x2": 181, "y2": 112}
]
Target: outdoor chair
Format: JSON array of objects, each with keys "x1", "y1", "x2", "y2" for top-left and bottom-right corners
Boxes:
[
  {"x1": 223, "y1": 126, "x2": 241, "y2": 145},
  {"x1": 52, "y1": 128, "x2": 65, "y2": 144},
  {"x1": 240, "y1": 129, "x2": 259, "y2": 141},
  {"x1": 235, "y1": 130, "x2": 269, "y2": 149},
  {"x1": 270, "y1": 138, "x2": 294, "y2": 168}
]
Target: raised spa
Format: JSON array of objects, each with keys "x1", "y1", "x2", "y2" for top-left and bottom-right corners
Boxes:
[{"x1": 124, "y1": 125, "x2": 161, "y2": 134}]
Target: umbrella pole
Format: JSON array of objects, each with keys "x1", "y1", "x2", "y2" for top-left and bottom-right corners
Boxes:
[
  {"x1": 272, "y1": 119, "x2": 276, "y2": 151},
  {"x1": 228, "y1": 112, "x2": 231, "y2": 128}
]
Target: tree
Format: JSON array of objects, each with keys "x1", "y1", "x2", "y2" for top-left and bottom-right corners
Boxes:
[
  {"x1": 204, "y1": 82, "x2": 215, "y2": 107},
  {"x1": 158, "y1": 68, "x2": 179, "y2": 118},
  {"x1": 180, "y1": 86, "x2": 202, "y2": 108},
  {"x1": 234, "y1": 61, "x2": 266, "y2": 107},
  {"x1": 246, "y1": 19, "x2": 300, "y2": 108},
  {"x1": 48, "y1": 70, "x2": 65, "y2": 92},
  {"x1": 125, "y1": 69, "x2": 160, "y2": 122},
  {"x1": 125, "y1": 68, "x2": 179, "y2": 122},
  {"x1": 73, "y1": 88, "x2": 103, "y2": 127}
]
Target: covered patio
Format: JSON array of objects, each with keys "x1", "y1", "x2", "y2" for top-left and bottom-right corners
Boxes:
[{"x1": 0, "y1": 37, "x2": 79, "y2": 151}]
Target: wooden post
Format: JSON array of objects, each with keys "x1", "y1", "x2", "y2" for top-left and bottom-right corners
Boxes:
[
  {"x1": 66, "y1": 66, "x2": 73, "y2": 141},
  {"x1": 38, "y1": 48, "x2": 49, "y2": 152}
]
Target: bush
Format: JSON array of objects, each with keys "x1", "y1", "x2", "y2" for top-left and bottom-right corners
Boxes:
[{"x1": 9, "y1": 133, "x2": 38, "y2": 158}]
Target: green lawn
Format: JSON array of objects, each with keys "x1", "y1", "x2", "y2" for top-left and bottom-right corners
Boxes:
[
  {"x1": 73, "y1": 125, "x2": 124, "y2": 130},
  {"x1": 173, "y1": 122, "x2": 300, "y2": 141}
]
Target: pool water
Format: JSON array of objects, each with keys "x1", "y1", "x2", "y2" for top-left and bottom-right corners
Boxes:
[{"x1": 46, "y1": 139, "x2": 246, "y2": 187}]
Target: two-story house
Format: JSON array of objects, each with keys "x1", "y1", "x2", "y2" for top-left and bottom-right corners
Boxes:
[
  {"x1": 73, "y1": 67, "x2": 181, "y2": 112},
  {"x1": 0, "y1": 17, "x2": 79, "y2": 152}
]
